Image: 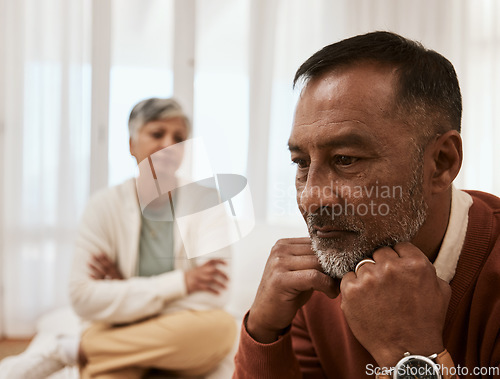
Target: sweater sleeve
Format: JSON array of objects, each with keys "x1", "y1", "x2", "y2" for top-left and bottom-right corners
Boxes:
[
  {"x1": 233, "y1": 312, "x2": 302, "y2": 379},
  {"x1": 292, "y1": 308, "x2": 326, "y2": 376},
  {"x1": 69, "y1": 190, "x2": 187, "y2": 324}
]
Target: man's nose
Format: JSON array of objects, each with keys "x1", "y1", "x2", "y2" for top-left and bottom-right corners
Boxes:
[{"x1": 298, "y1": 167, "x2": 340, "y2": 215}]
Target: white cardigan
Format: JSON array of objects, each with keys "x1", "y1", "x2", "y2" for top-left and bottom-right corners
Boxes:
[{"x1": 69, "y1": 178, "x2": 231, "y2": 324}]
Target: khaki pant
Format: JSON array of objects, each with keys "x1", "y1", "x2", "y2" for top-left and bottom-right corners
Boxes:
[{"x1": 80, "y1": 309, "x2": 237, "y2": 379}]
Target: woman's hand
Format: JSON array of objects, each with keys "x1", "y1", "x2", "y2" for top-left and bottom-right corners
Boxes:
[
  {"x1": 184, "y1": 259, "x2": 229, "y2": 294},
  {"x1": 88, "y1": 252, "x2": 124, "y2": 280}
]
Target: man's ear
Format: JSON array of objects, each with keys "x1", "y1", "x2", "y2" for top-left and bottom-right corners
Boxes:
[{"x1": 428, "y1": 130, "x2": 462, "y2": 194}]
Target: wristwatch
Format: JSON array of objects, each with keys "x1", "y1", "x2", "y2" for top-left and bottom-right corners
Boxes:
[
  {"x1": 376, "y1": 349, "x2": 456, "y2": 379},
  {"x1": 393, "y1": 352, "x2": 441, "y2": 378}
]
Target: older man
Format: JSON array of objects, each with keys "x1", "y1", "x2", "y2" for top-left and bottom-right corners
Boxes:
[{"x1": 234, "y1": 32, "x2": 500, "y2": 378}]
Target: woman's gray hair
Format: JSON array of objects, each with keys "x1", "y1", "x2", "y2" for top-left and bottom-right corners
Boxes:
[{"x1": 128, "y1": 97, "x2": 191, "y2": 139}]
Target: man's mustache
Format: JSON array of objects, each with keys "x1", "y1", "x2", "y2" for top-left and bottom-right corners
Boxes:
[{"x1": 306, "y1": 211, "x2": 364, "y2": 234}]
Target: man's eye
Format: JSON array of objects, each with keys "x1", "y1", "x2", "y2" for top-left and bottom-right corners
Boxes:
[
  {"x1": 292, "y1": 159, "x2": 309, "y2": 169},
  {"x1": 334, "y1": 155, "x2": 358, "y2": 166},
  {"x1": 151, "y1": 132, "x2": 164, "y2": 139}
]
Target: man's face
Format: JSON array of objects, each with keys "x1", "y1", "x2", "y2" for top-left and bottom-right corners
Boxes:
[{"x1": 289, "y1": 64, "x2": 429, "y2": 278}]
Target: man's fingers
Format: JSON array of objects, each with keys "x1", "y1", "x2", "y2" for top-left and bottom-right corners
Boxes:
[
  {"x1": 272, "y1": 241, "x2": 316, "y2": 257},
  {"x1": 340, "y1": 271, "x2": 356, "y2": 293},
  {"x1": 285, "y1": 269, "x2": 339, "y2": 298},
  {"x1": 276, "y1": 237, "x2": 312, "y2": 245},
  {"x1": 372, "y1": 246, "x2": 399, "y2": 263},
  {"x1": 278, "y1": 254, "x2": 324, "y2": 272},
  {"x1": 392, "y1": 242, "x2": 426, "y2": 258}
]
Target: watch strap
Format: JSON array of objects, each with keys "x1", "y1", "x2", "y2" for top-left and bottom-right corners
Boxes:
[
  {"x1": 435, "y1": 349, "x2": 457, "y2": 379},
  {"x1": 375, "y1": 373, "x2": 392, "y2": 379}
]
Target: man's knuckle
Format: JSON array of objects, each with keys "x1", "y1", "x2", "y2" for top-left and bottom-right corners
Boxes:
[
  {"x1": 361, "y1": 272, "x2": 377, "y2": 287},
  {"x1": 341, "y1": 282, "x2": 353, "y2": 298},
  {"x1": 347, "y1": 280, "x2": 364, "y2": 297},
  {"x1": 340, "y1": 298, "x2": 349, "y2": 312},
  {"x1": 272, "y1": 244, "x2": 287, "y2": 257},
  {"x1": 275, "y1": 238, "x2": 288, "y2": 246},
  {"x1": 374, "y1": 246, "x2": 391, "y2": 256},
  {"x1": 269, "y1": 255, "x2": 285, "y2": 270},
  {"x1": 405, "y1": 257, "x2": 424, "y2": 271},
  {"x1": 310, "y1": 270, "x2": 322, "y2": 282},
  {"x1": 383, "y1": 261, "x2": 398, "y2": 276},
  {"x1": 269, "y1": 272, "x2": 285, "y2": 288}
]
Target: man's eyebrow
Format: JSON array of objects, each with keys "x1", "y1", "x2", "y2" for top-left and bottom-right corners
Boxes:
[
  {"x1": 288, "y1": 132, "x2": 376, "y2": 152},
  {"x1": 317, "y1": 133, "x2": 375, "y2": 149}
]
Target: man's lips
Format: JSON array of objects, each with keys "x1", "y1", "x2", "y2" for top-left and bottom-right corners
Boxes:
[{"x1": 313, "y1": 225, "x2": 355, "y2": 238}]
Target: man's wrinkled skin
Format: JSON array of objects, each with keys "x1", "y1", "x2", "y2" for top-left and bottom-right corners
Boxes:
[{"x1": 247, "y1": 62, "x2": 462, "y2": 368}]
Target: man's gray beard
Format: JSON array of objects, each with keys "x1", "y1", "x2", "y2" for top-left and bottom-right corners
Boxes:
[{"x1": 308, "y1": 160, "x2": 428, "y2": 279}]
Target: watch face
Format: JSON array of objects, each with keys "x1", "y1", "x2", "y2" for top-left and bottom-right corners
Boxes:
[{"x1": 396, "y1": 356, "x2": 441, "y2": 379}]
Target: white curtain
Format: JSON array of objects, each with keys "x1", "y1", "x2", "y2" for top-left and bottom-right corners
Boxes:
[
  {"x1": 1, "y1": 0, "x2": 499, "y2": 337},
  {"x1": 108, "y1": 0, "x2": 175, "y2": 187},
  {"x1": 0, "y1": 0, "x2": 91, "y2": 336}
]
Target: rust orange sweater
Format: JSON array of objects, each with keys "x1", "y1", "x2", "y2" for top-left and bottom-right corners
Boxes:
[{"x1": 234, "y1": 191, "x2": 500, "y2": 378}]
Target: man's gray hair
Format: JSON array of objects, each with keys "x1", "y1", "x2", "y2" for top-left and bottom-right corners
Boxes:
[{"x1": 128, "y1": 97, "x2": 191, "y2": 138}]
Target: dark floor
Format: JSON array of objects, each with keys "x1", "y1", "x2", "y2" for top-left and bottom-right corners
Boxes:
[{"x1": 0, "y1": 339, "x2": 31, "y2": 360}]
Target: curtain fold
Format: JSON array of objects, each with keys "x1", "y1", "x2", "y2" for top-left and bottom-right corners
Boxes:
[{"x1": 1, "y1": 0, "x2": 91, "y2": 336}]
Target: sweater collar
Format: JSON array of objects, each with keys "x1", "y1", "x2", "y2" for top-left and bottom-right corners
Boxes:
[{"x1": 433, "y1": 186, "x2": 473, "y2": 283}]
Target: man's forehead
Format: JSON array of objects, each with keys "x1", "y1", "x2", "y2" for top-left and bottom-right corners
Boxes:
[
  {"x1": 288, "y1": 121, "x2": 380, "y2": 151},
  {"x1": 295, "y1": 63, "x2": 399, "y2": 113},
  {"x1": 290, "y1": 65, "x2": 404, "y2": 144}
]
